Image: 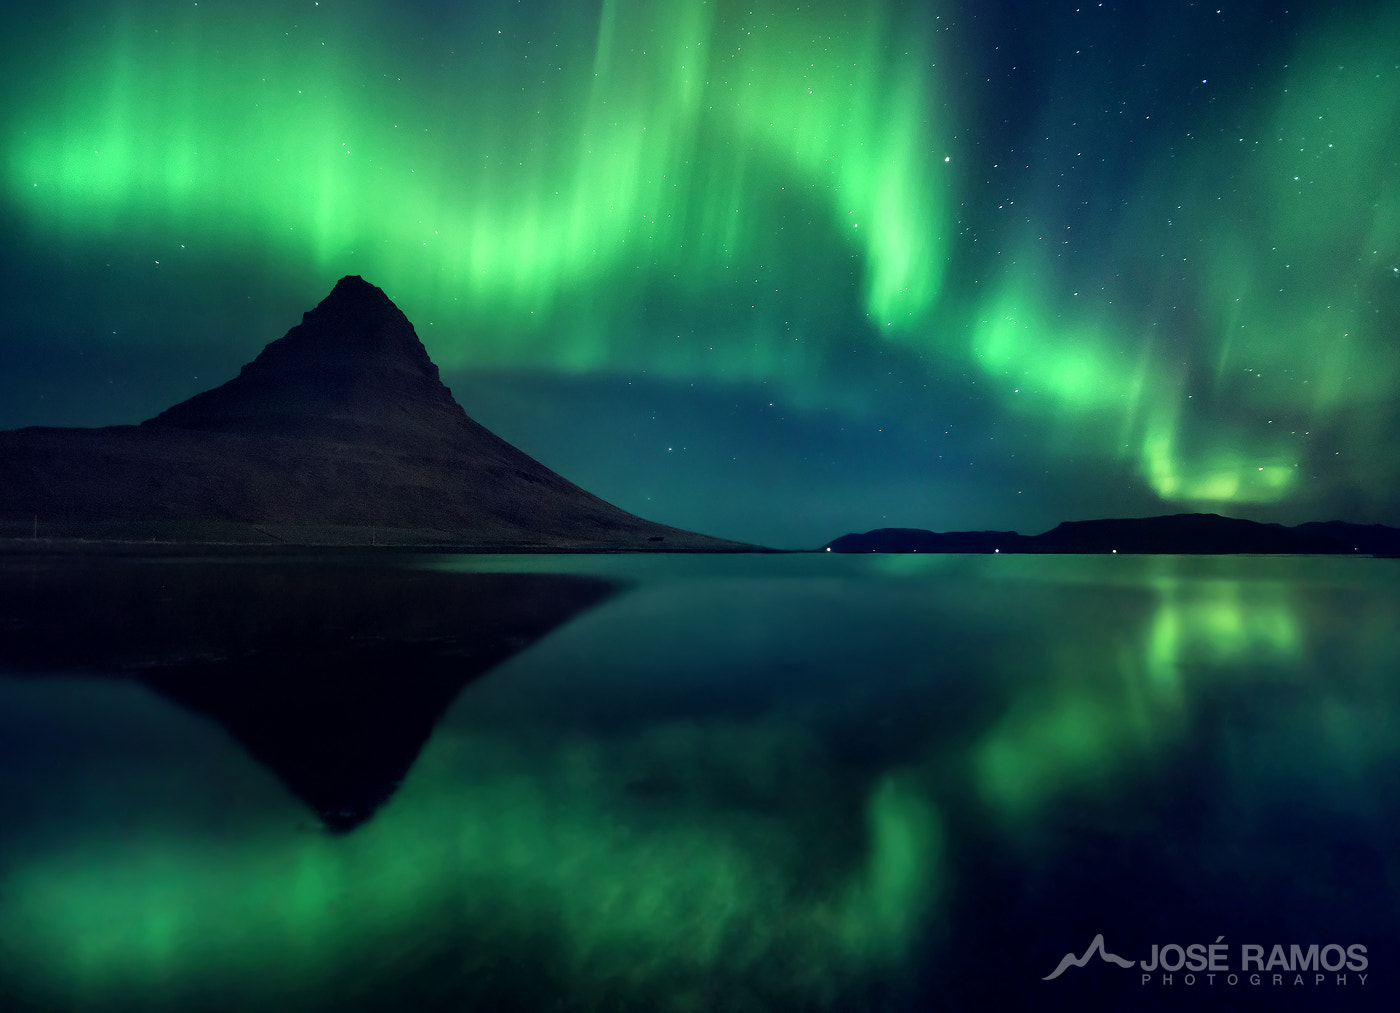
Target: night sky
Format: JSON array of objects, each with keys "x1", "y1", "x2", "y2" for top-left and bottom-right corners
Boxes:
[{"x1": 2, "y1": 0, "x2": 1397, "y2": 549}]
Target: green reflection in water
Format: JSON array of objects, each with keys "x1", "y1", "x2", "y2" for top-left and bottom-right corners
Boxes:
[
  {"x1": 0, "y1": 687, "x2": 942, "y2": 1011},
  {"x1": 1144, "y1": 573, "x2": 1301, "y2": 697},
  {"x1": 2, "y1": 555, "x2": 1396, "y2": 1010},
  {"x1": 975, "y1": 557, "x2": 1324, "y2": 823},
  {"x1": 976, "y1": 688, "x2": 1155, "y2": 822},
  {"x1": 840, "y1": 774, "x2": 942, "y2": 961}
]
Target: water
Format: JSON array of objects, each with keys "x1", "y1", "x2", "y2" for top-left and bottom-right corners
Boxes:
[{"x1": 0, "y1": 552, "x2": 1396, "y2": 1011}]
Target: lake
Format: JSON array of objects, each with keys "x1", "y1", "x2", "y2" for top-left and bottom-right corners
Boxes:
[{"x1": 0, "y1": 552, "x2": 1395, "y2": 1011}]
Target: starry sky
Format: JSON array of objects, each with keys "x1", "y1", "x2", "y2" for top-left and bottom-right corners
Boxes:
[{"x1": 2, "y1": 0, "x2": 1397, "y2": 549}]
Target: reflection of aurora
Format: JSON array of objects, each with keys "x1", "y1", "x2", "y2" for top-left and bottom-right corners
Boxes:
[
  {"x1": 0, "y1": 696, "x2": 940, "y2": 1010},
  {"x1": 0, "y1": 686, "x2": 942, "y2": 1011},
  {"x1": 974, "y1": 556, "x2": 1397, "y2": 823},
  {"x1": 4, "y1": 1, "x2": 1399, "y2": 522},
  {"x1": 2, "y1": 555, "x2": 1397, "y2": 1009}
]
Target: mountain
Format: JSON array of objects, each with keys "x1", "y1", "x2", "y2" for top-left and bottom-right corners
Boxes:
[
  {"x1": 146, "y1": 274, "x2": 471, "y2": 444},
  {"x1": 0, "y1": 276, "x2": 754, "y2": 550},
  {"x1": 825, "y1": 513, "x2": 1400, "y2": 555},
  {"x1": 824, "y1": 528, "x2": 1030, "y2": 554}
]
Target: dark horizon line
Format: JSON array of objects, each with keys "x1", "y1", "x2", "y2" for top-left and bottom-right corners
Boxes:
[{"x1": 822, "y1": 512, "x2": 1400, "y2": 556}]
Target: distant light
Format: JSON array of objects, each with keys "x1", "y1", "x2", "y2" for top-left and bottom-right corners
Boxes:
[
  {"x1": 994, "y1": 548, "x2": 1000, "y2": 553},
  {"x1": 1112, "y1": 549, "x2": 1117, "y2": 554},
  {"x1": 825, "y1": 547, "x2": 831, "y2": 552}
]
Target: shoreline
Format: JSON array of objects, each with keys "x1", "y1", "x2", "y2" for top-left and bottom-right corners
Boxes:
[{"x1": 0, "y1": 537, "x2": 781, "y2": 557}]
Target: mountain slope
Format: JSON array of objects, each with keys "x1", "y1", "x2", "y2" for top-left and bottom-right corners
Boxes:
[{"x1": 0, "y1": 277, "x2": 754, "y2": 550}]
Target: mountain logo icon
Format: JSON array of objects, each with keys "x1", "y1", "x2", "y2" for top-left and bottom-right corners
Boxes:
[{"x1": 1042, "y1": 934, "x2": 1136, "y2": 980}]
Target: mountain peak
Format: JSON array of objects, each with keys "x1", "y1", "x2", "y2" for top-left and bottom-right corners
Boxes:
[
  {"x1": 145, "y1": 276, "x2": 462, "y2": 440},
  {"x1": 329, "y1": 273, "x2": 379, "y2": 297},
  {"x1": 276, "y1": 274, "x2": 434, "y2": 370},
  {"x1": 308, "y1": 274, "x2": 409, "y2": 324}
]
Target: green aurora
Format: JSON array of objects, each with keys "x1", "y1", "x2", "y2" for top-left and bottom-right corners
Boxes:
[{"x1": 2, "y1": 0, "x2": 1398, "y2": 543}]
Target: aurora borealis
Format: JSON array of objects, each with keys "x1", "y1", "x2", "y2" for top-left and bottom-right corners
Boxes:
[{"x1": 3, "y1": 0, "x2": 1398, "y2": 547}]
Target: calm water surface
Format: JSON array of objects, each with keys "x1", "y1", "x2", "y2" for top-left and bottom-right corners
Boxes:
[{"x1": 0, "y1": 553, "x2": 1396, "y2": 1011}]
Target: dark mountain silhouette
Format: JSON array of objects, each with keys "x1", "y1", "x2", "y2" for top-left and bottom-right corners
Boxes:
[
  {"x1": 0, "y1": 276, "x2": 754, "y2": 550},
  {"x1": 0, "y1": 556, "x2": 619, "y2": 832},
  {"x1": 826, "y1": 512, "x2": 1400, "y2": 555},
  {"x1": 147, "y1": 275, "x2": 475, "y2": 444},
  {"x1": 825, "y1": 527, "x2": 1030, "y2": 554}
]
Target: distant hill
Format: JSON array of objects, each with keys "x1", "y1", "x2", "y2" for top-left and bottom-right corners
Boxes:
[
  {"x1": 825, "y1": 513, "x2": 1400, "y2": 555},
  {"x1": 0, "y1": 276, "x2": 756, "y2": 551}
]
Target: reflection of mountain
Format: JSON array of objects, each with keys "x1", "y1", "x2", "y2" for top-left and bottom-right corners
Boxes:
[
  {"x1": 0, "y1": 276, "x2": 753, "y2": 550},
  {"x1": 827, "y1": 513, "x2": 1400, "y2": 555},
  {"x1": 0, "y1": 559, "x2": 618, "y2": 831}
]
